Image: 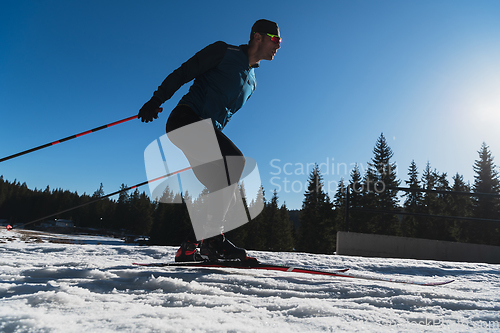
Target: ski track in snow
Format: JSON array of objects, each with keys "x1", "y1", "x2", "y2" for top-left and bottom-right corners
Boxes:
[{"x1": 1, "y1": 229, "x2": 499, "y2": 332}]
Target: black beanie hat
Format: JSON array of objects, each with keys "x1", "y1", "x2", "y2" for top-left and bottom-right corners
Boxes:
[{"x1": 251, "y1": 19, "x2": 280, "y2": 39}]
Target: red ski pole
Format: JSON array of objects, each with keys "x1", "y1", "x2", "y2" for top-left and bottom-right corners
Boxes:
[{"x1": 0, "y1": 109, "x2": 162, "y2": 163}]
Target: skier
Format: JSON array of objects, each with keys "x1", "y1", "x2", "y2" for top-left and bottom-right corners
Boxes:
[{"x1": 138, "y1": 19, "x2": 281, "y2": 262}]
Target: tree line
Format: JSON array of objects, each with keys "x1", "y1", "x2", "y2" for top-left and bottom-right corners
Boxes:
[
  {"x1": 0, "y1": 175, "x2": 296, "y2": 251},
  {"x1": 1, "y1": 133, "x2": 499, "y2": 252},
  {"x1": 0, "y1": 181, "x2": 155, "y2": 236},
  {"x1": 328, "y1": 135, "x2": 500, "y2": 248}
]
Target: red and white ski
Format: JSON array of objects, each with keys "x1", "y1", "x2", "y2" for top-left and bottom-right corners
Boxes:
[
  {"x1": 132, "y1": 260, "x2": 454, "y2": 286},
  {"x1": 133, "y1": 260, "x2": 349, "y2": 275}
]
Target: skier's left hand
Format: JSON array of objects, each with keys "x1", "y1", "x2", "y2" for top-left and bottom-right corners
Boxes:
[{"x1": 138, "y1": 96, "x2": 162, "y2": 123}]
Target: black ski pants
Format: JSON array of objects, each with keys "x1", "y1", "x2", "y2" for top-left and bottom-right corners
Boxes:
[{"x1": 166, "y1": 104, "x2": 245, "y2": 195}]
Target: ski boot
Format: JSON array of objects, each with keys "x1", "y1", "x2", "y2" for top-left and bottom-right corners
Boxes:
[
  {"x1": 175, "y1": 240, "x2": 203, "y2": 262},
  {"x1": 199, "y1": 234, "x2": 247, "y2": 262}
]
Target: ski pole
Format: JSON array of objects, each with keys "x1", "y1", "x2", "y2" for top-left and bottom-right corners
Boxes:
[
  {"x1": 0, "y1": 109, "x2": 162, "y2": 163},
  {"x1": 5, "y1": 165, "x2": 190, "y2": 231}
]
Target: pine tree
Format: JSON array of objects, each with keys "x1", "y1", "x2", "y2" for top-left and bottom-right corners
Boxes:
[
  {"x1": 130, "y1": 190, "x2": 154, "y2": 235},
  {"x1": 149, "y1": 186, "x2": 190, "y2": 245},
  {"x1": 449, "y1": 173, "x2": 473, "y2": 242},
  {"x1": 224, "y1": 183, "x2": 249, "y2": 247},
  {"x1": 0, "y1": 176, "x2": 6, "y2": 207},
  {"x1": 262, "y1": 191, "x2": 294, "y2": 251},
  {"x1": 473, "y1": 143, "x2": 500, "y2": 218},
  {"x1": 363, "y1": 133, "x2": 401, "y2": 235},
  {"x1": 348, "y1": 164, "x2": 366, "y2": 232},
  {"x1": 297, "y1": 164, "x2": 335, "y2": 254},
  {"x1": 241, "y1": 185, "x2": 266, "y2": 250},
  {"x1": 472, "y1": 142, "x2": 500, "y2": 245},
  {"x1": 421, "y1": 162, "x2": 438, "y2": 213},
  {"x1": 349, "y1": 164, "x2": 364, "y2": 206},
  {"x1": 401, "y1": 160, "x2": 422, "y2": 237},
  {"x1": 433, "y1": 172, "x2": 453, "y2": 241},
  {"x1": 89, "y1": 183, "x2": 108, "y2": 228},
  {"x1": 403, "y1": 160, "x2": 422, "y2": 210},
  {"x1": 277, "y1": 203, "x2": 295, "y2": 251},
  {"x1": 93, "y1": 183, "x2": 105, "y2": 198},
  {"x1": 114, "y1": 184, "x2": 130, "y2": 230},
  {"x1": 333, "y1": 178, "x2": 346, "y2": 232},
  {"x1": 166, "y1": 192, "x2": 193, "y2": 245},
  {"x1": 419, "y1": 162, "x2": 438, "y2": 238}
]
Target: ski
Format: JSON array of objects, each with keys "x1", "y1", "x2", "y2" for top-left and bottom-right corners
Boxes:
[
  {"x1": 337, "y1": 273, "x2": 455, "y2": 286},
  {"x1": 132, "y1": 261, "x2": 454, "y2": 286},
  {"x1": 133, "y1": 260, "x2": 349, "y2": 275}
]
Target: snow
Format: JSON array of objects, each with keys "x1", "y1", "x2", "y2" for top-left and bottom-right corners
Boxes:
[{"x1": 1, "y1": 229, "x2": 499, "y2": 332}]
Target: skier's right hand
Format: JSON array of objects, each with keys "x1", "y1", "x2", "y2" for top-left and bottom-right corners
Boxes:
[{"x1": 138, "y1": 96, "x2": 162, "y2": 123}]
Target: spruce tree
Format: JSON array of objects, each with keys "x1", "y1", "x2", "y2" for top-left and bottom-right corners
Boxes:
[
  {"x1": 277, "y1": 203, "x2": 295, "y2": 251},
  {"x1": 297, "y1": 164, "x2": 335, "y2": 254},
  {"x1": 363, "y1": 133, "x2": 400, "y2": 235},
  {"x1": 419, "y1": 162, "x2": 438, "y2": 238},
  {"x1": 449, "y1": 173, "x2": 473, "y2": 242},
  {"x1": 260, "y1": 190, "x2": 278, "y2": 251},
  {"x1": 472, "y1": 142, "x2": 500, "y2": 245},
  {"x1": 433, "y1": 172, "x2": 453, "y2": 241},
  {"x1": 129, "y1": 190, "x2": 154, "y2": 235},
  {"x1": 348, "y1": 164, "x2": 366, "y2": 232},
  {"x1": 333, "y1": 178, "x2": 346, "y2": 231},
  {"x1": 255, "y1": 190, "x2": 294, "y2": 251},
  {"x1": 115, "y1": 184, "x2": 130, "y2": 230},
  {"x1": 349, "y1": 164, "x2": 364, "y2": 206},
  {"x1": 240, "y1": 185, "x2": 266, "y2": 250},
  {"x1": 0, "y1": 176, "x2": 6, "y2": 207},
  {"x1": 473, "y1": 143, "x2": 500, "y2": 218},
  {"x1": 401, "y1": 160, "x2": 422, "y2": 237},
  {"x1": 90, "y1": 183, "x2": 107, "y2": 228},
  {"x1": 224, "y1": 183, "x2": 250, "y2": 247},
  {"x1": 149, "y1": 186, "x2": 175, "y2": 245},
  {"x1": 149, "y1": 187, "x2": 190, "y2": 245},
  {"x1": 421, "y1": 162, "x2": 438, "y2": 213},
  {"x1": 403, "y1": 160, "x2": 422, "y2": 209}
]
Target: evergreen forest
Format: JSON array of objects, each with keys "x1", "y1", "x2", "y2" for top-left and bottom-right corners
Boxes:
[{"x1": 1, "y1": 133, "x2": 499, "y2": 253}]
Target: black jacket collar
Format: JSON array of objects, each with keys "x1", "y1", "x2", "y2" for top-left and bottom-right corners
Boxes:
[{"x1": 239, "y1": 44, "x2": 259, "y2": 68}]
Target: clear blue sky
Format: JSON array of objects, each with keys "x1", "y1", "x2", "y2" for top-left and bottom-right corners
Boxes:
[{"x1": 2, "y1": 0, "x2": 500, "y2": 210}]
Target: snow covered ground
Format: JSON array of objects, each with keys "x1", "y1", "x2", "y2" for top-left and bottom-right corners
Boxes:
[{"x1": 1, "y1": 229, "x2": 499, "y2": 333}]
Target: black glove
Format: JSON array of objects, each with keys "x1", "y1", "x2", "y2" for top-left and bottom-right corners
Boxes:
[{"x1": 138, "y1": 96, "x2": 162, "y2": 123}]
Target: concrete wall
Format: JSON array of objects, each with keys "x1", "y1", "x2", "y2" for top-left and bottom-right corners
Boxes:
[{"x1": 336, "y1": 231, "x2": 500, "y2": 264}]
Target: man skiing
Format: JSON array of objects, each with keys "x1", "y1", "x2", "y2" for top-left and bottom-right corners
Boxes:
[{"x1": 138, "y1": 19, "x2": 281, "y2": 262}]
